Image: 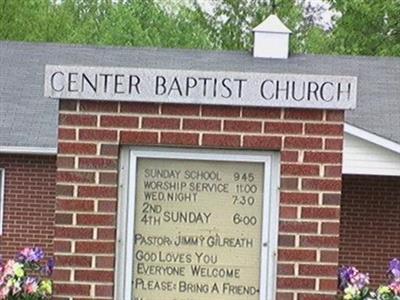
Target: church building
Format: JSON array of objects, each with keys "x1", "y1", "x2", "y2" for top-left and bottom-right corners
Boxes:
[{"x1": 0, "y1": 15, "x2": 399, "y2": 300}]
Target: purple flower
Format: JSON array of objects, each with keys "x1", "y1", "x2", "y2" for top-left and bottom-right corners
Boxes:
[
  {"x1": 388, "y1": 258, "x2": 400, "y2": 279},
  {"x1": 339, "y1": 266, "x2": 358, "y2": 290},
  {"x1": 350, "y1": 271, "x2": 370, "y2": 290},
  {"x1": 17, "y1": 247, "x2": 45, "y2": 263},
  {"x1": 338, "y1": 265, "x2": 369, "y2": 290},
  {"x1": 41, "y1": 259, "x2": 55, "y2": 276}
]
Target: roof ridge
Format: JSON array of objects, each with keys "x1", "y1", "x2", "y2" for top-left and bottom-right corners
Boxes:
[{"x1": 1, "y1": 40, "x2": 400, "y2": 61}]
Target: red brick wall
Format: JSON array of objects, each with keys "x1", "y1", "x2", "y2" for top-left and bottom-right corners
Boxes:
[
  {"x1": 340, "y1": 175, "x2": 400, "y2": 285},
  {"x1": 0, "y1": 154, "x2": 56, "y2": 258},
  {"x1": 54, "y1": 100, "x2": 345, "y2": 300}
]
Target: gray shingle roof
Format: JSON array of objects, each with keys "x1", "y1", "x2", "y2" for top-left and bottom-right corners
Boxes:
[{"x1": 1, "y1": 41, "x2": 399, "y2": 149}]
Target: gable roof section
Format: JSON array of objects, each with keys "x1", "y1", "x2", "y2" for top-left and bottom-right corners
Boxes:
[
  {"x1": 0, "y1": 41, "x2": 399, "y2": 152},
  {"x1": 344, "y1": 124, "x2": 400, "y2": 155},
  {"x1": 343, "y1": 124, "x2": 400, "y2": 176}
]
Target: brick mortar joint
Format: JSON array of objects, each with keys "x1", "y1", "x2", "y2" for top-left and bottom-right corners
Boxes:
[{"x1": 59, "y1": 107, "x2": 343, "y2": 119}]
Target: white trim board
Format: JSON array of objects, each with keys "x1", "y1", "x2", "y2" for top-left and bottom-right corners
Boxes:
[{"x1": 0, "y1": 146, "x2": 57, "y2": 155}]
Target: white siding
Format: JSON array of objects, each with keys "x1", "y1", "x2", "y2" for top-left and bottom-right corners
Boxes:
[{"x1": 343, "y1": 133, "x2": 400, "y2": 176}]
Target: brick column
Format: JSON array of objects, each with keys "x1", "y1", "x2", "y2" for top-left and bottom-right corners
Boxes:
[{"x1": 54, "y1": 100, "x2": 343, "y2": 300}]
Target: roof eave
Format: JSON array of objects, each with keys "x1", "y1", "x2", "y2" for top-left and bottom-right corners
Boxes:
[
  {"x1": 0, "y1": 146, "x2": 57, "y2": 156},
  {"x1": 344, "y1": 123, "x2": 400, "y2": 155}
]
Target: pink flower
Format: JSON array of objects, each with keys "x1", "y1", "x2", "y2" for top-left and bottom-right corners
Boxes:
[
  {"x1": 24, "y1": 277, "x2": 39, "y2": 294},
  {"x1": 2, "y1": 260, "x2": 16, "y2": 277},
  {"x1": 0, "y1": 286, "x2": 10, "y2": 300},
  {"x1": 1, "y1": 247, "x2": 54, "y2": 299},
  {"x1": 390, "y1": 280, "x2": 400, "y2": 295},
  {"x1": 17, "y1": 247, "x2": 44, "y2": 263}
]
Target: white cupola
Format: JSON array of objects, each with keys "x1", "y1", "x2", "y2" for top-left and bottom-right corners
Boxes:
[{"x1": 253, "y1": 14, "x2": 292, "y2": 59}]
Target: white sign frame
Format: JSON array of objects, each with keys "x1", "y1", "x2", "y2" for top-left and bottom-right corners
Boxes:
[
  {"x1": 45, "y1": 65, "x2": 357, "y2": 110},
  {"x1": 115, "y1": 147, "x2": 281, "y2": 300}
]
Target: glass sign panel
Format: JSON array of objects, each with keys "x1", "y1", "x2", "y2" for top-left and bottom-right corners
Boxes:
[{"x1": 132, "y1": 158, "x2": 265, "y2": 300}]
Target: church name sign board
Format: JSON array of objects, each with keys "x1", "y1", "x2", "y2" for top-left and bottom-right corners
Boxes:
[{"x1": 45, "y1": 65, "x2": 357, "y2": 110}]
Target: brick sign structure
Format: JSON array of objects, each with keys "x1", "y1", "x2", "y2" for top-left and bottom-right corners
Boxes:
[{"x1": 54, "y1": 100, "x2": 343, "y2": 300}]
